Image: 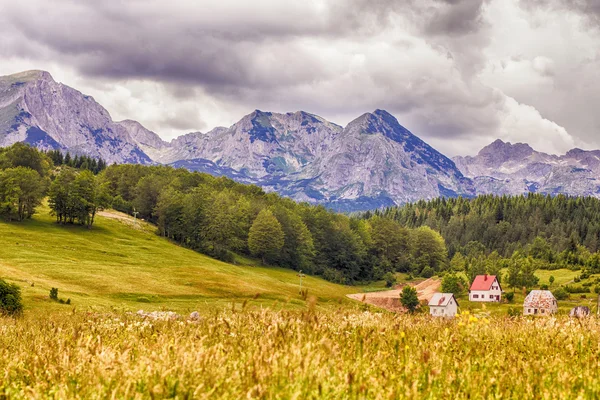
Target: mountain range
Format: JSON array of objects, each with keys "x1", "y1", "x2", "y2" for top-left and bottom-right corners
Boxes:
[{"x1": 1, "y1": 70, "x2": 599, "y2": 211}]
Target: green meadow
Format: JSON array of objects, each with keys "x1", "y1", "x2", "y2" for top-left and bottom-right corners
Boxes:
[{"x1": 0, "y1": 206, "x2": 358, "y2": 314}]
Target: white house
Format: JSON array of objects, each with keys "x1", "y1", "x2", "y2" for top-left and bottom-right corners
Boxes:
[
  {"x1": 523, "y1": 290, "x2": 558, "y2": 316},
  {"x1": 429, "y1": 293, "x2": 459, "y2": 318},
  {"x1": 469, "y1": 274, "x2": 502, "y2": 302}
]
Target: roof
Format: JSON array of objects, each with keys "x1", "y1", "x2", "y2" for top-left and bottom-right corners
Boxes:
[
  {"x1": 428, "y1": 293, "x2": 458, "y2": 307},
  {"x1": 470, "y1": 275, "x2": 500, "y2": 291},
  {"x1": 523, "y1": 290, "x2": 556, "y2": 309}
]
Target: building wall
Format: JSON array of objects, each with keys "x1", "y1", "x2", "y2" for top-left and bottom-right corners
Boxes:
[
  {"x1": 523, "y1": 306, "x2": 558, "y2": 316},
  {"x1": 469, "y1": 288, "x2": 502, "y2": 302},
  {"x1": 430, "y1": 299, "x2": 458, "y2": 317}
]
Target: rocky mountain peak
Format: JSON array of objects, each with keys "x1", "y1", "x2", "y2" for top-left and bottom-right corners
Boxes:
[
  {"x1": 478, "y1": 139, "x2": 533, "y2": 157},
  {"x1": 3, "y1": 70, "x2": 54, "y2": 84}
]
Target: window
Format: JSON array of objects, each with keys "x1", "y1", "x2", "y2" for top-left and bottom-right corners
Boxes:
[
  {"x1": 473, "y1": 294, "x2": 478, "y2": 299},
  {"x1": 541, "y1": 309, "x2": 545, "y2": 314},
  {"x1": 489, "y1": 295, "x2": 494, "y2": 299}
]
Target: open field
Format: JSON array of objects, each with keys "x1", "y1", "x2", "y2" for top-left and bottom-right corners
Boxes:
[
  {"x1": 2, "y1": 310, "x2": 600, "y2": 399},
  {"x1": 0, "y1": 207, "x2": 359, "y2": 314}
]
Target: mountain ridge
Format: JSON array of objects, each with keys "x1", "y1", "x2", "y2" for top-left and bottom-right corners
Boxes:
[{"x1": 2, "y1": 70, "x2": 600, "y2": 210}]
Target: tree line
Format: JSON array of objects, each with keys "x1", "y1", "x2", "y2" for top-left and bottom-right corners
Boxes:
[
  {"x1": 0, "y1": 143, "x2": 106, "y2": 226},
  {"x1": 100, "y1": 164, "x2": 448, "y2": 283},
  {"x1": 369, "y1": 194, "x2": 600, "y2": 276},
  {"x1": 46, "y1": 150, "x2": 107, "y2": 174}
]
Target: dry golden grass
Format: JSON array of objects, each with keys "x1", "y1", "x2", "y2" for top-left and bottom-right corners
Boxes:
[{"x1": 2, "y1": 310, "x2": 600, "y2": 399}]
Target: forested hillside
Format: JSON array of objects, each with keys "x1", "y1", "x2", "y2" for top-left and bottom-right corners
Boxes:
[
  {"x1": 6, "y1": 143, "x2": 600, "y2": 287},
  {"x1": 373, "y1": 195, "x2": 600, "y2": 274},
  {"x1": 0, "y1": 144, "x2": 447, "y2": 284}
]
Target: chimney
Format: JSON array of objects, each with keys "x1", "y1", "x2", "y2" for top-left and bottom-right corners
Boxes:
[{"x1": 484, "y1": 274, "x2": 488, "y2": 281}]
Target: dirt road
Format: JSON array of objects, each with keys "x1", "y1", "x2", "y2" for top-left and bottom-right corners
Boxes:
[{"x1": 347, "y1": 278, "x2": 441, "y2": 312}]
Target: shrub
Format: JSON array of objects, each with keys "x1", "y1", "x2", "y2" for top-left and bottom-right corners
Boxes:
[
  {"x1": 540, "y1": 284, "x2": 549, "y2": 290},
  {"x1": 0, "y1": 278, "x2": 23, "y2": 316},
  {"x1": 420, "y1": 266, "x2": 434, "y2": 279},
  {"x1": 441, "y1": 273, "x2": 466, "y2": 295},
  {"x1": 323, "y1": 268, "x2": 346, "y2": 285},
  {"x1": 594, "y1": 285, "x2": 600, "y2": 294},
  {"x1": 505, "y1": 292, "x2": 515, "y2": 303},
  {"x1": 580, "y1": 271, "x2": 590, "y2": 280},
  {"x1": 553, "y1": 287, "x2": 569, "y2": 300},
  {"x1": 564, "y1": 285, "x2": 589, "y2": 294},
  {"x1": 136, "y1": 296, "x2": 151, "y2": 303},
  {"x1": 383, "y1": 272, "x2": 397, "y2": 288},
  {"x1": 400, "y1": 286, "x2": 419, "y2": 313},
  {"x1": 49, "y1": 288, "x2": 58, "y2": 300},
  {"x1": 507, "y1": 307, "x2": 520, "y2": 317}
]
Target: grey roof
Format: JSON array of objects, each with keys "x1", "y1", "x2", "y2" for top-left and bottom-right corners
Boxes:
[
  {"x1": 523, "y1": 290, "x2": 557, "y2": 309},
  {"x1": 428, "y1": 293, "x2": 457, "y2": 307}
]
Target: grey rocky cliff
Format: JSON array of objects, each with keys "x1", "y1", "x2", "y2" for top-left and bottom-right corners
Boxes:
[
  {"x1": 453, "y1": 140, "x2": 600, "y2": 197},
  {"x1": 0, "y1": 70, "x2": 151, "y2": 164},
  {"x1": 4, "y1": 70, "x2": 600, "y2": 210}
]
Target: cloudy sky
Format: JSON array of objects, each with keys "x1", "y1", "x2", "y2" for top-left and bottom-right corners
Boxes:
[{"x1": 0, "y1": 0, "x2": 598, "y2": 156}]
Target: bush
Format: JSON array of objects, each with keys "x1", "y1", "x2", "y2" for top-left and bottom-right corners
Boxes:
[
  {"x1": 505, "y1": 292, "x2": 515, "y2": 303},
  {"x1": 0, "y1": 278, "x2": 23, "y2": 316},
  {"x1": 383, "y1": 272, "x2": 397, "y2": 288},
  {"x1": 420, "y1": 266, "x2": 434, "y2": 279},
  {"x1": 323, "y1": 268, "x2": 346, "y2": 285},
  {"x1": 49, "y1": 288, "x2": 58, "y2": 300},
  {"x1": 136, "y1": 297, "x2": 151, "y2": 303},
  {"x1": 564, "y1": 285, "x2": 589, "y2": 294},
  {"x1": 594, "y1": 285, "x2": 600, "y2": 294},
  {"x1": 580, "y1": 271, "x2": 590, "y2": 280},
  {"x1": 400, "y1": 286, "x2": 419, "y2": 313},
  {"x1": 540, "y1": 284, "x2": 549, "y2": 290},
  {"x1": 507, "y1": 307, "x2": 520, "y2": 317},
  {"x1": 553, "y1": 287, "x2": 569, "y2": 300},
  {"x1": 441, "y1": 273, "x2": 466, "y2": 295}
]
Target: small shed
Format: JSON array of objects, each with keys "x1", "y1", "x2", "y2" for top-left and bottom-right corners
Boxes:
[
  {"x1": 523, "y1": 290, "x2": 557, "y2": 316},
  {"x1": 429, "y1": 293, "x2": 459, "y2": 318}
]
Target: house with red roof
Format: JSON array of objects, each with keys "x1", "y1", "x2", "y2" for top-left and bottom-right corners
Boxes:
[
  {"x1": 469, "y1": 274, "x2": 502, "y2": 302},
  {"x1": 428, "y1": 293, "x2": 458, "y2": 317}
]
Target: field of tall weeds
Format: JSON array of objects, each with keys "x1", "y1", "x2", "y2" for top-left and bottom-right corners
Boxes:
[{"x1": 1, "y1": 309, "x2": 600, "y2": 399}]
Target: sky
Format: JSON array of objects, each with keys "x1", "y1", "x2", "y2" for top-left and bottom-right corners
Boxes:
[{"x1": 0, "y1": 0, "x2": 599, "y2": 157}]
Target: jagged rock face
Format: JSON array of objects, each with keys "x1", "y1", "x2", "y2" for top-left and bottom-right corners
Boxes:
[
  {"x1": 159, "y1": 110, "x2": 474, "y2": 210},
  {"x1": 156, "y1": 110, "x2": 343, "y2": 177},
  {"x1": 5, "y1": 69, "x2": 600, "y2": 211},
  {"x1": 288, "y1": 110, "x2": 474, "y2": 208},
  {"x1": 0, "y1": 70, "x2": 151, "y2": 164},
  {"x1": 453, "y1": 140, "x2": 600, "y2": 197}
]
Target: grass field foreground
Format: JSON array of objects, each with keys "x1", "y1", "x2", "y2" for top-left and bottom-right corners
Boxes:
[{"x1": 2, "y1": 310, "x2": 600, "y2": 399}]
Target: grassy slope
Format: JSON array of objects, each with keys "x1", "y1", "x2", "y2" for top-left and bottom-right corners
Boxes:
[{"x1": 0, "y1": 207, "x2": 358, "y2": 314}]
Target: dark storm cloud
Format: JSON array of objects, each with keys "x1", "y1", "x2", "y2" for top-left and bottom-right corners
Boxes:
[
  {"x1": 425, "y1": 0, "x2": 488, "y2": 36},
  {"x1": 0, "y1": 0, "x2": 490, "y2": 89},
  {"x1": 0, "y1": 0, "x2": 592, "y2": 155}
]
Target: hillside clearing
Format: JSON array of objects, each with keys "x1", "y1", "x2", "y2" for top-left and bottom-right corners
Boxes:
[{"x1": 347, "y1": 278, "x2": 441, "y2": 312}]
